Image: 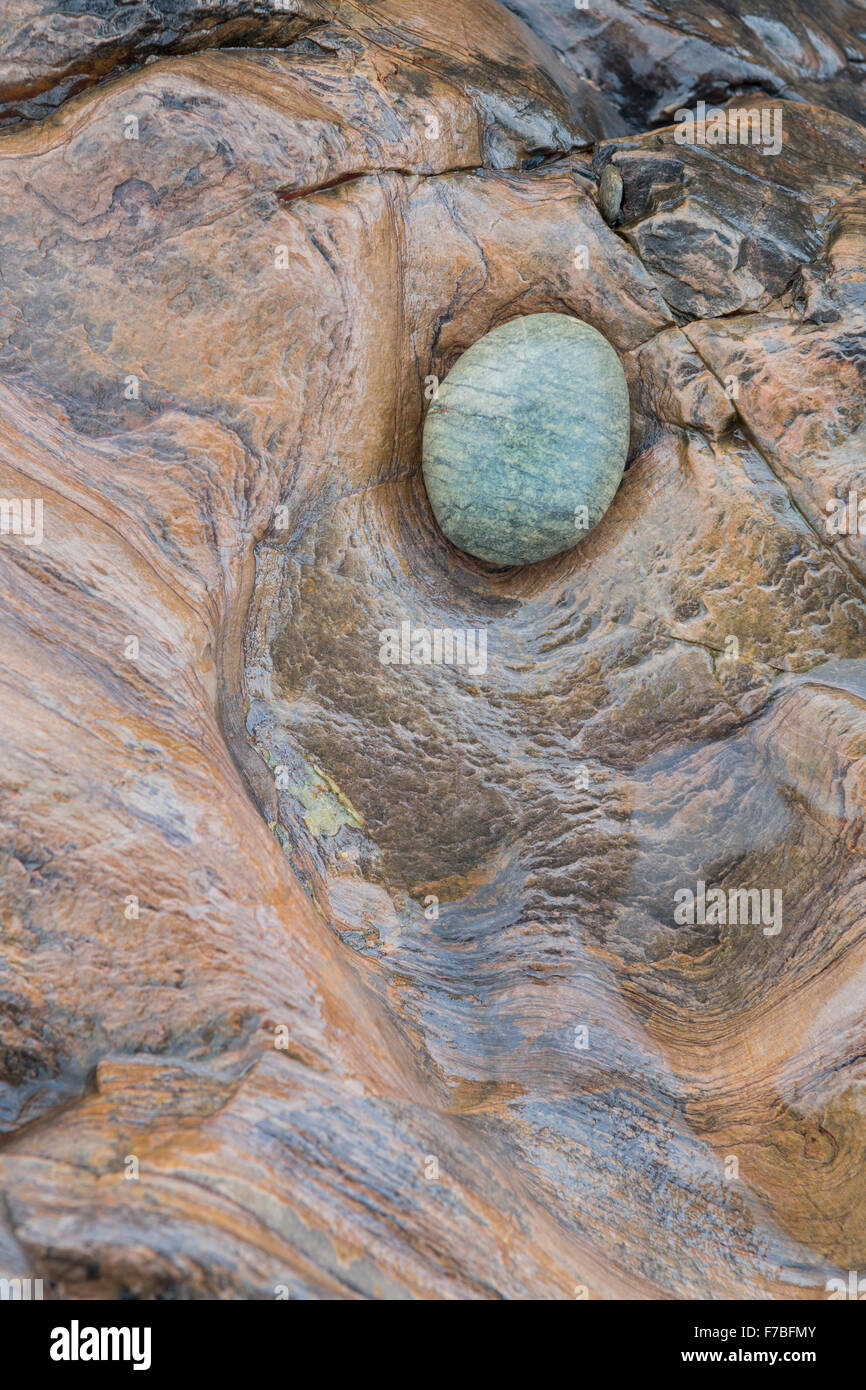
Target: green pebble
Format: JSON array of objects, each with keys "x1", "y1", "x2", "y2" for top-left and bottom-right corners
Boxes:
[{"x1": 422, "y1": 313, "x2": 630, "y2": 566}]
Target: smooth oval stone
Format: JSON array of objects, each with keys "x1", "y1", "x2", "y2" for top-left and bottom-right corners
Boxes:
[
  {"x1": 599, "y1": 163, "x2": 623, "y2": 225},
  {"x1": 422, "y1": 313, "x2": 630, "y2": 566}
]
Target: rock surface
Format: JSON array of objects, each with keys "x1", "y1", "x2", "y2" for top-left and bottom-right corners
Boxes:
[
  {"x1": 422, "y1": 314, "x2": 630, "y2": 565},
  {"x1": 504, "y1": 0, "x2": 866, "y2": 130},
  {"x1": 0, "y1": 0, "x2": 864, "y2": 1300}
]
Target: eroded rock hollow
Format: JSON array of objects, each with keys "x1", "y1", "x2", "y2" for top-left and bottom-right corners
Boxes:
[{"x1": 0, "y1": 0, "x2": 865, "y2": 1300}]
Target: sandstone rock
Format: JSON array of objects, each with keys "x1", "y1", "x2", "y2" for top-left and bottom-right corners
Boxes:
[{"x1": 0, "y1": 0, "x2": 864, "y2": 1303}]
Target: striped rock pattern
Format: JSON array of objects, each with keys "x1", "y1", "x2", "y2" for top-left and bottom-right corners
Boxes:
[
  {"x1": 0, "y1": 0, "x2": 864, "y2": 1302},
  {"x1": 422, "y1": 314, "x2": 630, "y2": 566}
]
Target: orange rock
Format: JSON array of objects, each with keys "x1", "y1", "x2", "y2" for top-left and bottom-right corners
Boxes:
[{"x1": 0, "y1": 0, "x2": 864, "y2": 1300}]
